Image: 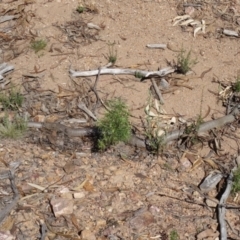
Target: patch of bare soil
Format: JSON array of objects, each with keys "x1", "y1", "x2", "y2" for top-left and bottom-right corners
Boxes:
[{"x1": 1, "y1": 0, "x2": 240, "y2": 239}]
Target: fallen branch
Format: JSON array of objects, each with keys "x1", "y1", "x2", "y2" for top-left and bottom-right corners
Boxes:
[
  {"x1": 27, "y1": 107, "x2": 239, "y2": 148},
  {"x1": 151, "y1": 78, "x2": 165, "y2": 104},
  {"x1": 0, "y1": 63, "x2": 14, "y2": 80},
  {"x1": 218, "y1": 171, "x2": 233, "y2": 240},
  {"x1": 146, "y1": 44, "x2": 167, "y2": 49},
  {"x1": 223, "y1": 29, "x2": 239, "y2": 37},
  {"x1": 0, "y1": 171, "x2": 19, "y2": 223},
  {"x1": 163, "y1": 108, "x2": 239, "y2": 144},
  {"x1": 78, "y1": 101, "x2": 97, "y2": 121},
  {"x1": 69, "y1": 67, "x2": 175, "y2": 78},
  {"x1": 0, "y1": 15, "x2": 20, "y2": 23}
]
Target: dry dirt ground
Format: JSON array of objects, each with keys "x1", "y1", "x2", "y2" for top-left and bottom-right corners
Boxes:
[{"x1": 1, "y1": 0, "x2": 240, "y2": 239}]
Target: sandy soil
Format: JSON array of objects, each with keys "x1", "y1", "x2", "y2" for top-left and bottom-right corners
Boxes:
[{"x1": 1, "y1": 0, "x2": 240, "y2": 239}]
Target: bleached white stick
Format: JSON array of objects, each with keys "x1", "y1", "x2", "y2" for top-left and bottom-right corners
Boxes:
[
  {"x1": 69, "y1": 67, "x2": 175, "y2": 78},
  {"x1": 146, "y1": 44, "x2": 167, "y2": 49},
  {"x1": 0, "y1": 14, "x2": 20, "y2": 23},
  {"x1": 223, "y1": 29, "x2": 239, "y2": 37},
  {"x1": 0, "y1": 63, "x2": 14, "y2": 80}
]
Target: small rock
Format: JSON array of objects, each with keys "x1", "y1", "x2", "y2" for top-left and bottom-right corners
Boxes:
[
  {"x1": 73, "y1": 192, "x2": 85, "y2": 199},
  {"x1": 50, "y1": 197, "x2": 73, "y2": 217},
  {"x1": 63, "y1": 161, "x2": 75, "y2": 174},
  {"x1": 81, "y1": 229, "x2": 96, "y2": 240},
  {"x1": 205, "y1": 198, "x2": 218, "y2": 208},
  {"x1": 129, "y1": 209, "x2": 155, "y2": 232},
  {"x1": 180, "y1": 157, "x2": 192, "y2": 169}
]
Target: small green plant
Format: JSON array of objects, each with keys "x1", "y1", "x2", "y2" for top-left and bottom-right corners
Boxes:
[
  {"x1": 233, "y1": 77, "x2": 240, "y2": 92},
  {"x1": 76, "y1": 6, "x2": 86, "y2": 13},
  {"x1": 0, "y1": 88, "x2": 24, "y2": 111},
  {"x1": 182, "y1": 114, "x2": 203, "y2": 147},
  {"x1": 135, "y1": 71, "x2": 145, "y2": 79},
  {"x1": 145, "y1": 128, "x2": 165, "y2": 155},
  {"x1": 0, "y1": 115, "x2": 27, "y2": 139},
  {"x1": 182, "y1": 88, "x2": 205, "y2": 147},
  {"x1": 232, "y1": 166, "x2": 240, "y2": 194},
  {"x1": 31, "y1": 39, "x2": 47, "y2": 53},
  {"x1": 106, "y1": 42, "x2": 117, "y2": 65},
  {"x1": 97, "y1": 98, "x2": 131, "y2": 151},
  {"x1": 169, "y1": 229, "x2": 179, "y2": 240},
  {"x1": 177, "y1": 49, "x2": 197, "y2": 74}
]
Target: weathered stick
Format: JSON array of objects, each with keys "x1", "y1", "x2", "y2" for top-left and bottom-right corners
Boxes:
[
  {"x1": 78, "y1": 102, "x2": 97, "y2": 121},
  {"x1": 146, "y1": 44, "x2": 167, "y2": 49},
  {"x1": 218, "y1": 171, "x2": 233, "y2": 240},
  {"x1": 27, "y1": 108, "x2": 238, "y2": 149},
  {"x1": 223, "y1": 29, "x2": 239, "y2": 37},
  {"x1": 69, "y1": 67, "x2": 175, "y2": 78},
  {"x1": 0, "y1": 171, "x2": 19, "y2": 223},
  {"x1": 151, "y1": 78, "x2": 165, "y2": 104},
  {"x1": 164, "y1": 109, "x2": 238, "y2": 144},
  {"x1": 0, "y1": 14, "x2": 20, "y2": 23},
  {"x1": 0, "y1": 63, "x2": 14, "y2": 80}
]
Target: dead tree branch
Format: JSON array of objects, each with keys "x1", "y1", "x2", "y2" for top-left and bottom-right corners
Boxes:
[{"x1": 69, "y1": 67, "x2": 175, "y2": 78}]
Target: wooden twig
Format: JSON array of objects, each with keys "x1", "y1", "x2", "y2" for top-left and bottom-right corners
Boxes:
[
  {"x1": 151, "y1": 78, "x2": 165, "y2": 104},
  {"x1": 223, "y1": 29, "x2": 239, "y2": 37},
  {"x1": 69, "y1": 67, "x2": 175, "y2": 78},
  {"x1": 0, "y1": 63, "x2": 14, "y2": 80},
  {"x1": 91, "y1": 68, "x2": 110, "y2": 112},
  {"x1": 164, "y1": 107, "x2": 239, "y2": 144},
  {"x1": 0, "y1": 15, "x2": 20, "y2": 23},
  {"x1": 0, "y1": 171, "x2": 19, "y2": 223},
  {"x1": 218, "y1": 171, "x2": 233, "y2": 240},
  {"x1": 78, "y1": 101, "x2": 97, "y2": 121},
  {"x1": 40, "y1": 222, "x2": 48, "y2": 240},
  {"x1": 146, "y1": 44, "x2": 167, "y2": 49}
]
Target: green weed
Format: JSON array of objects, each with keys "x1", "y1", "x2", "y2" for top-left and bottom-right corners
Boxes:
[
  {"x1": 169, "y1": 229, "x2": 179, "y2": 240},
  {"x1": 145, "y1": 128, "x2": 165, "y2": 155},
  {"x1": 177, "y1": 49, "x2": 197, "y2": 74},
  {"x1": 97, "y1": 98, "x2": 131, "y2": 151},
  {"x1": 135, "y1": 71, "x2": 145, "y2": 79},
  {"x1": 76, "y1": 6, "x2": 86, "y2": 13},
  {"x1": 106, "y1": 42, "x2": 117, "y2": 65},
  {"x1": 233, "y1": 77, "x2": 240, "y2": 92},
  {"x1": 0, "y1": 115, "x2": 27, "y2": 139},
  {"x1": 0, "y1": 88, "x2": 24, "y2": 111},
  {"x1": 182, "y1": 114, "x2": 203, "y2": 147},
  {"x1": 31, "y1": 39, "x2": 47, "y2": 53}
]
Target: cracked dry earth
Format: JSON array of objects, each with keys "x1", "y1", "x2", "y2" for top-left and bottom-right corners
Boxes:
[{"x1": 1, "y1": 0, "x2": 240, "y2": 239}]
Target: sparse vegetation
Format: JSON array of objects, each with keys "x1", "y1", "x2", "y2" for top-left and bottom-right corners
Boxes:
[
  {"x1": 169, "y1": 229, "x2": 179, "y2": 240},
  {"x1": 144, "y1": 95, "x2": 165, "y2": 155},
  {"x1": 76, "y1": 2, "x2": 98, "y2": 14},
  {"x1": 177, "y1": 49, "x2": 198, "y2": 74},
  {"x1": 135, "y1": 71, "x2": 145, "y2": 79},
  {"x1": 97, "y1": 98, "x2": 131, "y2": 151},
  {"x1": 0, "y1": 115, "x2": 27, "y2": 139},
  {"x1": 31, "y1": 39, "x2": 47, "y2": 53},
  {"x1": 106, "y1": 41, "x2": 117, "y2": 65},
  {"x1": 233, "y1": 77, "x2": 240, "y2": 92},
  {"x1": 76, "y1": 6, "x2": 86, "y2": 13},
  {"x1": 0, "y1": 88, "x2": 24, "y2": 111},
  {"x1": 145, "y1": 126, "x2": 165, "y2": 155},
  {"x1": 182, "y1": 89, "x2": 205, "y2": 147},
  {"x1": 182, "y1": 114, "x2": 203, "y2": 147},
  {"x1": 232, "y1": 166, "x2": 240, "y2": 194}
]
